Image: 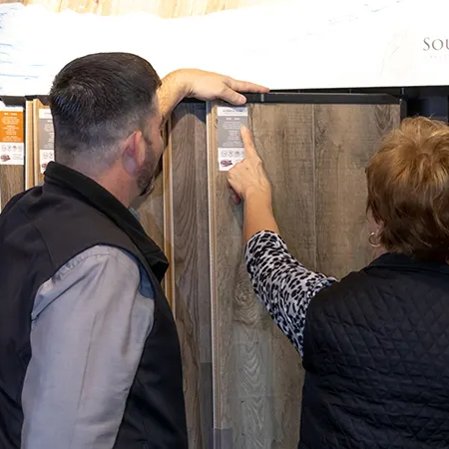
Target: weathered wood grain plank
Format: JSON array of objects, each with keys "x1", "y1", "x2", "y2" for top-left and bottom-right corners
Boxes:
[
  {"x1": 208, "y1": 102, "x2": 313, "y2": 449},
  {"x1": 136, "y1": 169, "x2": 164, "y2": 251},
  {"x1": 0, "y1": 165, "x2": 23, "y2": 210},
  {"x1": 314, "y1": 104, "x2": 401, "y2": 278},
  {"x1": 0, "y1": 105, "x2": 25, "y2": 210},
  {"x1": 167, "y1": 102, "x2": 211, "y2": 449}
]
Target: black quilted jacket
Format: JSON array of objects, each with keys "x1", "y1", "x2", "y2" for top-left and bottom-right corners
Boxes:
[{"x1": 300, "y1": 252, "x2": 449, "y2": 449}]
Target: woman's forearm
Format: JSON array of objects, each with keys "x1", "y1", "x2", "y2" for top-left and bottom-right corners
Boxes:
[{"x1": 243, "y1": 190, "x2": 279, "y2": 241}]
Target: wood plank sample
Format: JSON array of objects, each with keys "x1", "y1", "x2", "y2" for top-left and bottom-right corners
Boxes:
[
  {"x1": 0, "y1": 103, "x2": 25, "y2": 211},
  {"x1": 32, "y1": 99, "x2": 54, "y2": 186},
  {"x1": 24, "y1": 100, "x2": 34, "y2": 189},
  {"x1": 205, "y1": 99, "x2": 401, "y2": 449},
  {"x1": 165, "y1": 102, "x2": 212, "y2": 449},
  {"x1": 314, "y1": 104, "x2": 401, "y2": 278},
  {"x1": 208, "y1": 102, "x2": 310, "y2": 449},
  {"x1": 135, "y1": 169, "x2": 165, "y2": 251}
]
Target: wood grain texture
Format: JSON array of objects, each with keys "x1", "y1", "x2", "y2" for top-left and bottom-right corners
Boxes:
[
  {"x1": 314, "y1": 104, "x2": 401, "y2": 278},
  {"x1": 0, "y1": 165, "x2": 23, "y2": 210},
  {"x1": 136, "y1": 171, "x2": 164, "y2": 250},
  {"x1": 0, "y1": 106, "x2": 24, "y2": 210},
  {"x1": 19, "y1": 0, "x2": 277, "y2": 17},
  {"x1": 25, "y1": 100, "x2": 34, "y2": 189},
  {"x1": 32, "y1": 100, "x2": 53, "y2": 186},
  {"x1": 166, "y1": 102, "x2": 212, "y2": 449},
  {"x1": 31, "y1": 100, "x2": 41, "y2": 186},
  {"x1": 207, "y1": 101, "x2": 401, "y2": 449},
  {"x1": 208, "y1": 102, "x2": 311, "y2": 449}
]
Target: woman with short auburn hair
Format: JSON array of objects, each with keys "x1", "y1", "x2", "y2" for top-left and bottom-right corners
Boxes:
[
  {"x1": 366, "y1": 117, "x2": 449, "y2": 261},
  {"x1": 227, "y1": 116, "x2": 449, "y2": 449}
]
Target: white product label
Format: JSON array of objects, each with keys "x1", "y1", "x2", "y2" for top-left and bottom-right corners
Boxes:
[
  {"x1": 0, "y1": 142, "x2": 24, "y2": 165},
  {"x1": 39, "y1": 149, "x2": 54, "y2": 173},
  {"x1": 216, "y1": 106, "x2": 248, "y2": 171}
]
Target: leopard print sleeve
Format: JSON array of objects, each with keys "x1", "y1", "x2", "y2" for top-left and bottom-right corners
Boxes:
[{"x1": 245, "y1": 230, "x2": 336, "y2": 356}]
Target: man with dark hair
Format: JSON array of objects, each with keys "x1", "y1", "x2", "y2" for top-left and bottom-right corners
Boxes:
[{"x1": 0, "y1": 52, "x2": 267, "y2": 449}]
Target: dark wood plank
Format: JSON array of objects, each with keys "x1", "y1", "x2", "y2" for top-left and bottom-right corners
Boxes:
[
  {"x1": 314, "y1": 104, "x2": 401, "y2": 278},
  {"x1": 167, "y1": 102, "x2": 211, "y2": 449},
  {"x1": 136, "y1": 171, "x2": 164, "y2": 250}
]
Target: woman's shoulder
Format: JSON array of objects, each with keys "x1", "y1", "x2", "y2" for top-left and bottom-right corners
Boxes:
[{"x1": 311, "y1": 267, "x2": 374, "y2": 302}]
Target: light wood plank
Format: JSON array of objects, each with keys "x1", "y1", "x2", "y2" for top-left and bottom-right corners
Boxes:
[
  {"x1": 25, "y1": 100, "x2": 34, "y2": 190},
  {"x1": 32, "y1": 99, "x2": 54, "y2": 186},
  {"x1": 20, "y1": 0, "x2": 277, "y2": 17}
]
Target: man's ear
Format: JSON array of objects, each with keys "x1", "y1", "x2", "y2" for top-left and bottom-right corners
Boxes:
[{"x1": 122, "y1": 130, "x2": 145, "y2": 175}]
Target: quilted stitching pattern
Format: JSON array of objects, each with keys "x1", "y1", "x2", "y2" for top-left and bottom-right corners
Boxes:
[
  {"x1": 244, "y1": 231, "x2": 449, "y2": 448},
  {"x1": 302, "y1": 265, "x2": 449, "y2": 448}
]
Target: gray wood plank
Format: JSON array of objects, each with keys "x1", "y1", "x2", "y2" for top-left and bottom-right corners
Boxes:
[
  {"x1": 168, "y1": 99, "x2": 402, "y2": 449},
  {"x1": 208, "y1": 102, "x2": 314, "y2": 449},
  {"x1": 137, "y1": 171, "x2": 164, "y2": 250},
  {"x1": 167, "y1": 102, "x2": 211, "y2": 449},
  {"x1": 314, "y1": 104, "x2": 401, "y2": 278}
]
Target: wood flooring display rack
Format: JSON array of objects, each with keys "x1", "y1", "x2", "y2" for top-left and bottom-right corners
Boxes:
[{"x1": 0, "y1": 92, "x2": 403, "y2": 448}]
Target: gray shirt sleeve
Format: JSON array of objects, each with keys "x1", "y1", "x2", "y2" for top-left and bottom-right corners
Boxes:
[{"x1": 21, "y1": 245, "x2": 155, "y2": 449}]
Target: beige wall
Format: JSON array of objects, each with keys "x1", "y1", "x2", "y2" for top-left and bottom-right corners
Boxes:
[{"x1": 2, "y1": 0, "x2": 278, "y2": 17}]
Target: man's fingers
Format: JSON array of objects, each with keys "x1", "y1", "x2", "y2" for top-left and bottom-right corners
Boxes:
[
  {"x1": 227, "y1": 78, "x2": 270, "y2": 94},
  {"x1": 219, "y1": 87, "x2": 246, "y2": 105}
]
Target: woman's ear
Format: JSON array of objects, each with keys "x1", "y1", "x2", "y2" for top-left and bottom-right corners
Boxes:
[{"x1": 367, "y1": 207, "x2": 381, "y2": 228}]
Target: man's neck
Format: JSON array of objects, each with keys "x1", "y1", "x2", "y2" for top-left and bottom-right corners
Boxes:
[
  {"x1": 94, "y1": 175, "x2": 132, "y2": 208},
  {"x1": 68, "y1": 162, "x2": 134, "y2": 208}
]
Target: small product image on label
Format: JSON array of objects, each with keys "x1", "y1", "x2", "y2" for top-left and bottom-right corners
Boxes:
[
  {"x1": 0, "y1": 142, "x2": 25, "y2": 165},
  {"x1": 39, "y1": 150, "x2": 54, "y2": 174},
  {"x1": 217, "y1": 106, "x2": 248, "y2": 171}
]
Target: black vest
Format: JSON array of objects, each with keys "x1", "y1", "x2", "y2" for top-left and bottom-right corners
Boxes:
[
  {"x1": 300, "y1": 253, "x2": 449, "y2": 449},
  {"x1": 0, "y1": 162, "x2": 187, "y2": 449}
]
